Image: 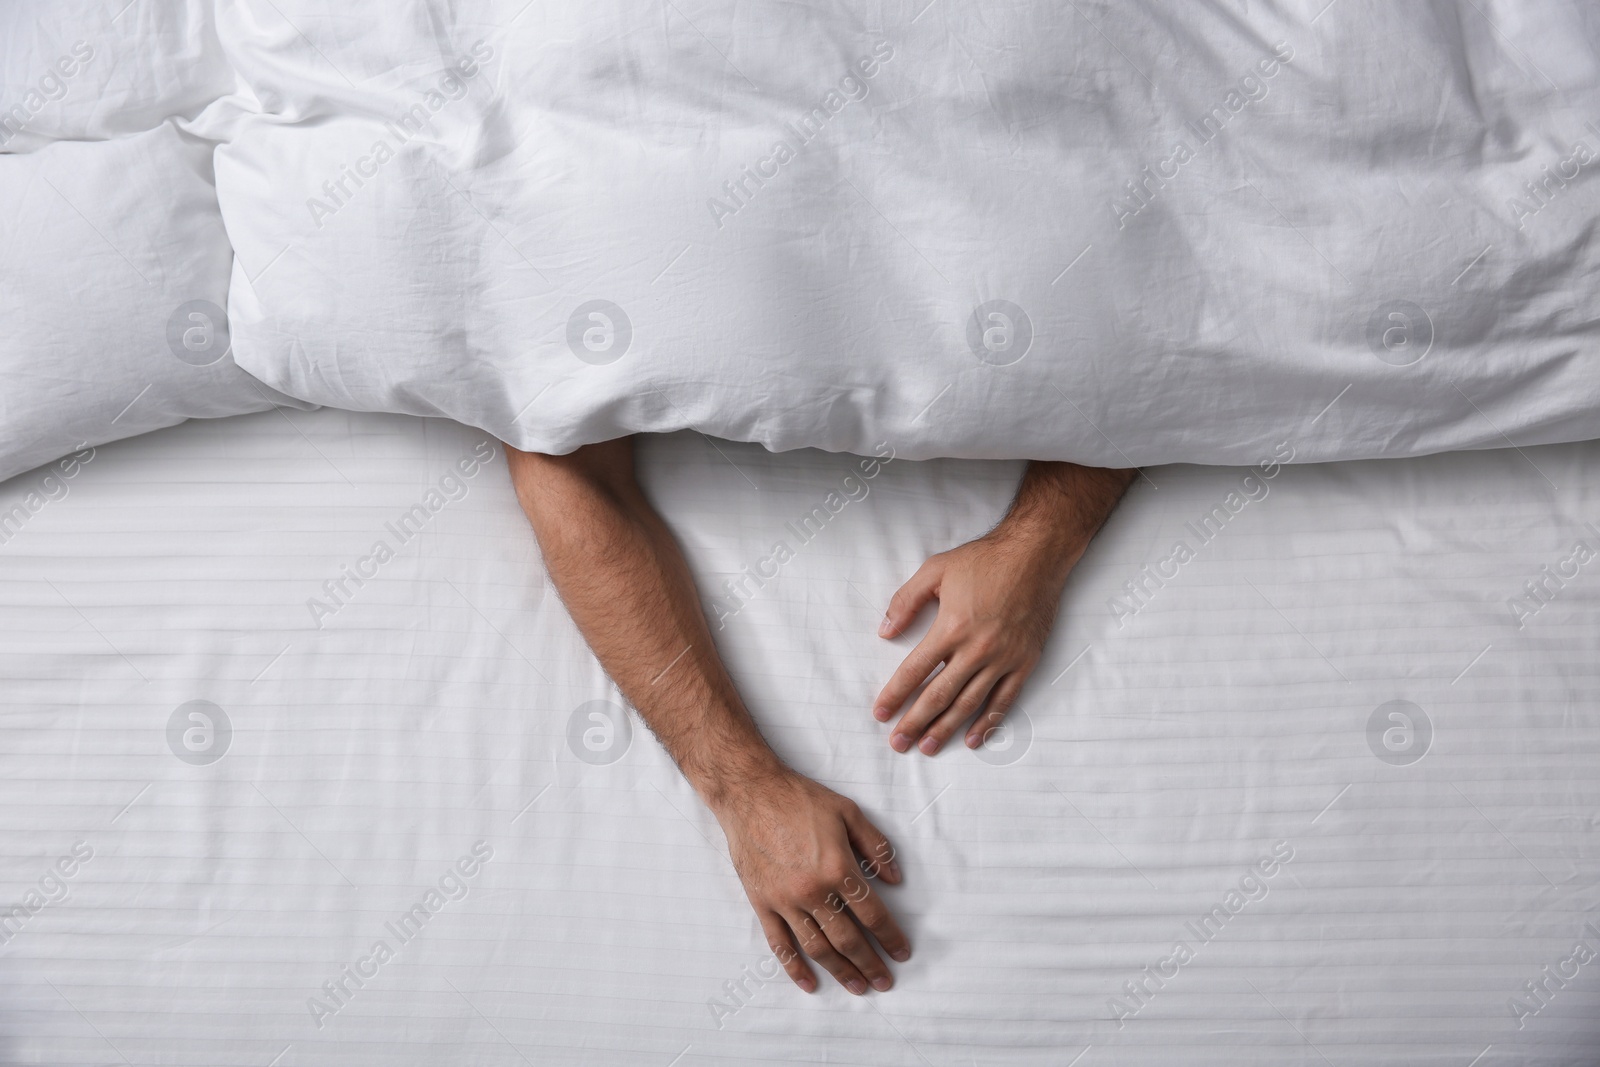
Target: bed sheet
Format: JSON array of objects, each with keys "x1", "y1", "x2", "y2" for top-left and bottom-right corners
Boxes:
[{"x1": 0, "y1": 409, "x2": 1596, "y2": 1065}]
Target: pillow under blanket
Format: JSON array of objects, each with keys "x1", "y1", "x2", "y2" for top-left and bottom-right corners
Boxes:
[
  {"x1": 0, "y1": 123, "x2": 303, "y2": 487},
  {"x1": 1, "y1": 1, "x2": 306, "y2": 487}
]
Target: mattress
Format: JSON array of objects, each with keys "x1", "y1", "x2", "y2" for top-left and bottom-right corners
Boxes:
[{"x1": 1, "y1": 408, "x2": 1597, "y2": 1065}]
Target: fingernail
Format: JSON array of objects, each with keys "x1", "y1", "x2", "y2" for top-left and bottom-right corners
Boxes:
[
  {"x1": 965, "y1": 733, "x2": 980, "y2": 749},
  {"x1": 890, "y1": 948, "x2": 910, "y2": 962},
  {"x1": 890, "y1": 733, "x2": 910, "y2": 752},
  {"x1": 919, "y1": 736, "x2": 939, "y2": 755},
  {"x1": 873, "y1": 705, "x2": 890, "y2": 722},
  {"x1": 887, "y1": 861, "x2": 902, "y2": 881},
  {"x1": 871, "y1": 976, "x2": 892, "y2": 992},
  {"x1": 800, "y1": 977, "x2": 816, "y2": 993},
  {"x1": 877, "y1": 616, "x2": 893, "y2": 637},
  {"x1": 847, "y1": 979, "x2": 867, "y2": 995}
]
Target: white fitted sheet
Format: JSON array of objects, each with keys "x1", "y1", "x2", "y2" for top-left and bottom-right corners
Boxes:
[{"x1": 1, "y1": 409, "x2": 1597, "y2": 1065}]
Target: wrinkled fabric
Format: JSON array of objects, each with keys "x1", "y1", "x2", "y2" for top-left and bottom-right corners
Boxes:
[
  {"x1": 209, "y1": 1, "x2": 1600, "y2": 462},
  {"x1": 5, "y1": 1, "x2": 1600, "y2": 473},
  {"x1": 0, "y1": 2, "x2": 306, "y2": 485}
]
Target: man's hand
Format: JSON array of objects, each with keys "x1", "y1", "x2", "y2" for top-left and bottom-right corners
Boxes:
[
  {"x1": 711, "y1": 770, "x2": 909, "y2": 994},
  {"x1": 506, "y1": 438, "x2": 911, "y2": 995},
  {"x1": 873, "y1": 461, "x2": 1135, "y2": 755}
]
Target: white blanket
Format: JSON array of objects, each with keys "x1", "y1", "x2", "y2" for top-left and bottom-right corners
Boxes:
[
  {"x1": 208, "y1": 0, "x2": 1600, "y2": 463},
  {"x1": 2, "y1": 409, "x2": 1598, "y2": 1063},
  {"x1": 5, "y1": 1, "x2": 1600, "y2": 480}
]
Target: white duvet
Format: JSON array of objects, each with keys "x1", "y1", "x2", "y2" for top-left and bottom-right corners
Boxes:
[
  {"x1": 208, "y1": 0, "x2": 1600, "y2": 463},
  {"x1": 6, "y1": 1, "x2": 1600, "y2": 480}
]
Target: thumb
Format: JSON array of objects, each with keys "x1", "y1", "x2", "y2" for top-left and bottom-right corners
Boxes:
[{"x1": 879, "y1": 557, "x2": 942, "y2": 638}]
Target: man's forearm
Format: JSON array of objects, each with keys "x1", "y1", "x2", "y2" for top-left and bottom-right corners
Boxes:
[
  {"x1": 504, "y1": 441, "x2": 782, "y2": 806},
  {"x1": 991, "y1": 461, "x2": 1137, "y2": 564},
  {"x1": 505, "y1": 439, "x2": 911, "y2": 996}
]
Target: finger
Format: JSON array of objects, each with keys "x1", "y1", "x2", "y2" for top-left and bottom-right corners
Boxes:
[
  {"x1": 921, "y1": 666, "x2": 1005, "y2": 755},
  {"x1": 842, "y1": 803, "x2": 904, "y2": 887},
  {"x1": 893, "y1": 654, "x2": 984, "y2": 754},
  {"x1": 758, "y1": 910, "x2": 817, "y2": 993},
  {"x1": 967, "y1": 672, "x2": 1026, "y2": 749},
  {"x1": 814, "y1": 901, "x2": 893, "y2": 992},
  {"x1": 879, "y1": 557, "x2": 942, "y2": 639},
  {"x1": 873, "y1": 633, "x2": 953, "y2": 727},
  {"x1": 784, "y1": 907, "x2": 869, "y2": 995},
  {"x1": 840, "y1": 874, "x2": 912, "y2": 967}
]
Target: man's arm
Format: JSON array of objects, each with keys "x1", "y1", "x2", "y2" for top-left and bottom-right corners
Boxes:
[
  {"x1": 874, "y1": 461, "x2": 1136, "y2": 754},
  {"x1": 504, "y1": 438, "x2": 910, "y2": 996}
]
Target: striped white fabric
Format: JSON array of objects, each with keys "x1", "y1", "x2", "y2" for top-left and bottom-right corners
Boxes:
[{"x1": 1, "y1": 409, "x2": 1596, "y2": 1065}]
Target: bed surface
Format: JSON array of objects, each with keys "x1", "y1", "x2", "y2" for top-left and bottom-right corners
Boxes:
[{"x1": 1, "y1": 408, "x2": 1597, "y2": 1065}]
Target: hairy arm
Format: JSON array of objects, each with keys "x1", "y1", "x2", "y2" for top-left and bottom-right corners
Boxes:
[
  {"x1": 505, "y1": 438, "x2": 910, "y2": 995},
  {"x1": 875, "y1": 460, "x2": 1136, "y2": 754}
]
